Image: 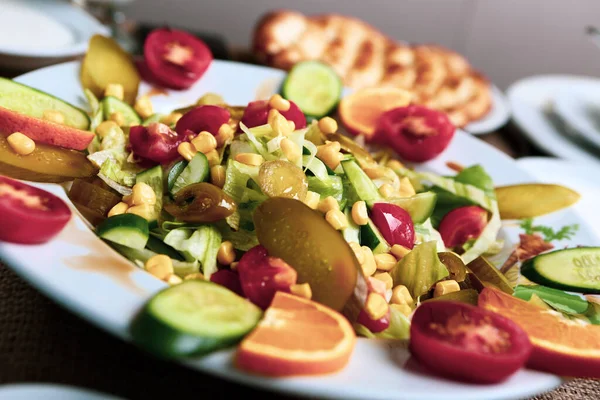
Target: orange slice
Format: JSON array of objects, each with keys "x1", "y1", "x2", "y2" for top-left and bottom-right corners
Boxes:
[
  {"x1": 236, "y1": 291, "x2": 356, "y2": 376},
  {"x1": 338, "y1": 86, "x2": 413, "y2": 140},
  {"x1": 479, "y1": 287, "x2": 600, "y2": 378}
]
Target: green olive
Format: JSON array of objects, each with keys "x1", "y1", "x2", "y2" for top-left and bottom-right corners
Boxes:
[
  {"x1": 164, "y1": 182, "x2": 237, "y2": 222},
  {"x1": 258, "y1": 160, "x2": 308, "y2": 201},
  {"x1": 438, "y1": 251, "x2": 467, "y2": 283},
  {"x1": 254, "y1": 197, "x2": 359, "y2": 311}
]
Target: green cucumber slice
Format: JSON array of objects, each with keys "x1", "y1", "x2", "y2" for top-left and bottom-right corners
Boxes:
[
  {"x1": 167, "y1": 160, "x2": 187, "y2": 193},
  {"x1": 521, "y1": 247, "x2": 600, "y2": 294},
  {"x1": 170, "y1": 152, "x2": 209, "y2": 195},
  {"x1": 341, "y1": 160, "x2": 382, "y2": 203},
  {"x1": 142, "y1": 113, "x2": 165, "y2": 126},
  {"x1": 136, "y1": 165, "x2": 164, "y2": 223},
  {"x1": 360, "y1": 218, "x2": 390, "y2": 254},
  {"x1": 368, "y1": 192, "x2": 437, "y2": 224},
  {"x1": 103, "y1": 96, "x2": 141, "y2": 126},
  {"x1": 96, "y1": 213, "x2": 149, "y2": 249},
  {"x1": 281, "y1": 61, "x2": 342, "y2": 118},
  {"x1": 0, "y1": 77, "x2": 89, "y2": 129},
  {"x1": 342, "y1": 207, "x2": 361, "y2": 244},
  {"x1": 130, "y1": 280, "x2": 262, "y2": 358},
  {"x1": 146, "y1": 235, "x2": 185, "y2": 261}
]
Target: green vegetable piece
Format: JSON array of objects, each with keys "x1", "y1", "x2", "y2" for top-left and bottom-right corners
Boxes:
[
  {"x1": 519, "y1": 218, "x2": 579, "y2": 242},
  {"x1": 467, "y1": 256, "x2": 513, "y2": 294},
  {"x1": 341, "y1": 160, "x2": 381, "y2": 203},
  {"x1": 307, "y1": 175, "x2": 344, "y2": 207},
  {"x1": 163, "y1": 226, "x2": 222, "y2": 279},
  {"x1": 96, "y1": 213, "x2": 149, "y2": 249},
  {"x1": 454, "y1": 164, "x2": 496, "y2": 199},
  {"x1": 369, "y1": 191, "x2": 437, "y2": 224},
  {"x1": 438, "y1": 251, "x2": 467, "y2": 282},
  {"x1": 360, "y1": 218, "x2": 390, "y2": 254},
  {"x1": 513, "y1": 285, "x2": 589, "y2": 315},
  {"x1": 171, "y1": 152, "x2": 209, "y2": 195},
  {"x1": 136, "y1": 165, "x2": 163, "y2": 223},
  {"x1": 102, "y1": 96, "x2": 141, "y2": 126},
  {"x1": 110, "y1": 242, "x2": 198, "y2": 276},
  {"x1": 354, "y1": 305, "x2": 410, "y2": 339}
]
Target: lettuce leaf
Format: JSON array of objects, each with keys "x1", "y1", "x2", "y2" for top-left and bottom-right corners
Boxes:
[
  {"x1": 454, "y1": 164, "x2": 496, "y2": 199},
  {"x1": 354, "y1": 306, "x2": 411, "y2": 340},
  {"x1": 109, "y1": 243, "x2": 199, "y2": 277},
  {"x1": 163, "y1": 226, "x2": 222, "y2": 278}
]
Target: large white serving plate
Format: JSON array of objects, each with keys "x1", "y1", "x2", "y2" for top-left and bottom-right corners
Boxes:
[{"x1": 2, "y1": 60, "x2": 598, "y2": 400}]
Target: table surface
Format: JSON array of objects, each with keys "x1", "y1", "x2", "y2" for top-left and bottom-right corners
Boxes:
[{"x1": 1, "y1": 34, "x2": 599, "y2": 400}]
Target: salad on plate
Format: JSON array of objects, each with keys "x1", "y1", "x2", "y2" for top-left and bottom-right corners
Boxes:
[{"x1": 1, "y1": 27, "x2": 600, "y2": 386}]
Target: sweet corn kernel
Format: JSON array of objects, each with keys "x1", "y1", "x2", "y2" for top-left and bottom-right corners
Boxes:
[
  {"x1": 379, "y1": 183, "x2": 395, "y2": 198},
  {"x1": 316, "y1": 141, "x2": 343, "y2": 171},
  {"x1": 318, "y1": 116, "x2": 338, "y2": 134},
  {"x1": 230, "y1": 262, "x2": 239, "y2": 271},
  {"x1": 373, "y1": 272, "x2": 393, "y2": 290},
  {"x1": 128, "y1": 182, "x2": 156, "y2": 206},
  {"x1": 268, "y1": 109, "x2": 293, "y2": 136},
  {"x1": 235, "y1": 152, "x2": 263, "y2": 166},
  {"x1": 95, "y1": 120, "x2": 120, "y2": 138},
  {"x1": 107, "y1": 202, "x2": 129, "y2": 217},
  {"x1": 288, "y1": 120, "x2": 296, "y2": 132},
  {"x1": 390, "y1": 303, "x2": 412, "y2": 317},
  {"x1": 184, "y1": 272, "x2": 205, "y2": 281},
  {"x1": 197, "y1": 93, "x2": 224, "y2": 106},
  {"x1": 160, "y1": 112, "x2": 183, "y2": 126},
  {"x1": 134, "y1": 95, "x2": 154, "y2": 119},
  {"x1": 391, "y1": 285, "x2": 413, "y2": 305},
  {"x1": 217, "y1": 241, "x2": 236, "y2": 265},
  {"x1": 398, "y1": 177, "x2": 416, "y2": 198},
  {"x1": 109, "y1": 111, "x2": 126, "y2": 126},
  {"x1": 386, "y1": 159, "x2": 405, "y2": 170},
  {"x1": 165, "y1": 274, "x2": 183, "y2": 285},
  {"x1": 361, "y1": 246, "x2": 377, "y2": 276},
  {"x1": 303, "y1": 191, "x2": 320, "y2": 210},
  {"x1": 191, "y1": 131, "x2": 217, "y2": 154},
  {"x1": 280, "y1": 138, "x2": 301, "y2": 162},
  {"x1": 374, "y1": 253, "x2": 397, "y2": 272},
  {"x1": 368, "y1": 276, "x2": 388, "y2": 297},
  {"x1": 290, "y1": 283, "x2": 312, "y2": 299},
  {"x1": 351, "y1": 201, "x2": 368, "y2": 226},
  {"x1": 104, "y1": 83, "x2": 124, "y2": 101},
  {"x1": 434, "y1": 280, "x2": 461, "y2": 297},
  {"x1": 267, "y1": 108, "x2": 280, "y2": 127},
  {"x1": 7, "y1": 132, "x2": 35, "y2": 155},
  {"x1": 210, "y1": 165, "x2": 226, "y2": 188},
  {"x1": 325, "y1": 209, "x2": 348, "y2": 230},
  {"x1": 268, "y1": 94, "x2": 291, "y2": 112},
  {"x1": 126, "y1": 203, "x2": 154, "y2": 220},
  {"x1": 43, "y1": 110, "x2": 65, "y2": 124},
  {"x1": 363, "y1": 167, "x2": 386, "y2": 179},
  {"x1": 365, "y1": 293, "x2": 388, "y2": 320},
  {"x1": 317, "y1": 196, "x2": 339, "y2": 213},
  {"x1": 177, "y1": 142, "x2": 197, "y2": 161},
  {"x1": 145, "y1": 254, "x2": 174, "y2": 280},
  {"x1": 391, "y1": 244, "x2": 411, "y2": 260},
  {"x1": 216, "y1": 123, "x2": 234, "y2": 147},
  {"x1": 205, "y1": 149, "x2": 220, "y2": 167},
  {"x1": 348, "y1": 241, "x2": 365, "y2": 264}
]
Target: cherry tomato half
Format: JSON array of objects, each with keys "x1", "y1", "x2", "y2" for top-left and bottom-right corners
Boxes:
[
  {"x1": 371, "y1": 203, "x2": 415, "y2": 249},
  {"x1": 129, "y1": 122, "x2": 184, "y2": 164},
  {"x1": 375, "y1": 105, "x2": 455, "y2": 162},
  {"x1": 144, "y1": 28, "x2": 213, "y2": 90},
  {"x1": 237, "y1": 245, "x2": 298, "y2": 309},
  {"x1": 175, "y1": 105, "x2": 230, "y2": 137},
  {"x1": 240, "y1": 100, "x2": 307, "y2": 131},
  {"x1": 438, "y1": 205, "x2": 488, "y2": 248},
  {"x1": 0, "y1": 176, "x2": 71, "y2": 244},
  {"x1": 409, "y1": 301, "x2": 532, "y2": 383}
]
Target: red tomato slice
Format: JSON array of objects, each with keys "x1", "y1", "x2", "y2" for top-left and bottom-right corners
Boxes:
[
  {"x1": 0, "y1": 176, "x2": 71, "y2": 244},
  {"x1": 129, "y1": 122, "x2": 184, "y2": 164},
  {"x1": 135, "y1": 58, "x2": 196, "y2": 90},
  {"x1": 409, "y1": 301, "x2": 532, "y2": 383},
  {"x1": 144, "y1": 28, "x2": 212, "y2": 90},
  {"x1": 370, "y1": 203, "x2": 415, "y2": 249},
  {"x1": 210, "y1": 269, "x2": 244, "y2": 297},
  {"x1": 438, "y1": 205, "x2": 488, "y2": 248},
  {"x1": 175, "y1": 105, "x2": 230, "y2": 137},
  {"x1": 240, "y1": 100, "x2": 307, "y2": 131}
]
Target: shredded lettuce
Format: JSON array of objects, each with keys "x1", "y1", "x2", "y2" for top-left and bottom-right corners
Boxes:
[
  {"x1": 414, "y1": 219, "x2": 446, "y2": 252},
  {"x1": 453, "y1": 164, "x2": 496, "y2": 199},
  {"x1": 163, "y1": 226, "x2": 222, "y2": 278},
  {"x1": 216, "y1": 221, "x2": 259, "y2": 251},
  {"x1": 302, "y1": 139, "x2": 318, "y2": 171},
  {"x1": 303, "y1": 155, "x2": 329, "y2": 181},
  {"x1": 84, "y1": 88, "x2": 103, "y2": 132},
  {"x1": 307, "y1": 175, "x2": 344, "y2": 207},
  {"x1": 354, "y1": 306, "x2": 411, "y2": 340},
  {"x1": 222, "y1": 159, "x2": 261, "y2": 230},
  {"x1": 239, "y1": 122, "x2": 277, "y2": 161}
]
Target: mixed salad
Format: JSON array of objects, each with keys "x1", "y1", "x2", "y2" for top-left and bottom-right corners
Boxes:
[{"x1": 1, "y1": 28, "x2": 600, "y2": 384}]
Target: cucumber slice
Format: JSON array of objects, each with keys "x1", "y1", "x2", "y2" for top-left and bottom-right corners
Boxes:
[
  {"x1": 167, "y1": 160, "x2": 187, "y2": 193},
  {"x1": 0, "y1": 77, "x2": 89, "y2": 129},
  {"x1": 368, "y1": 192, "x2": 437, "y2": 224},
  {"x1": 136, "y1": 165, "x2": 164, "y2": 223},
  {"x1": 307, "y1": 175, "x2": 344, "y2": 208},
  {"x1": 341, "y1": 160, "x2": 382, "y2": 203},
  {"x1": 521, "y1": 247, "x2": 600, "y2": 294},
  {"x1": 342, "y1": 207, "x2": 361, "y2": 244},
  {"x1": 146, "y1": 235, "x2": 184, "y2": 261},
  {"x1": 142, "y1": 113, "x2": 165, "y2": 126},
  {"x1": 170, "y1": 152, "x2": 209, "y2": 195},
  {"x1": 130, "y1": 280, "x2": 262, "y2": 358},
  {"x1": 281, "y1": 61, "x2": 342, "y2": 118},
  {"x1": 103, "y1": 96, "x2": 141, "y2": 126},
  {"x1": 360, "y1": 218, "x2": 390, "y2": 254},
  {"x1": 96, "y1": 214, "x2": 149, "y2": 249}
]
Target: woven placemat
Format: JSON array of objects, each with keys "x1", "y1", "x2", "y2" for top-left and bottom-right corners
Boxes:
[{"x1": 0, "y1": 262, "x2": 597, "y2": 399}]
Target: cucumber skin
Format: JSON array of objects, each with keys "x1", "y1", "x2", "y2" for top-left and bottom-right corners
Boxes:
[
  {"x1": 96, "y1": 214, "x2": 149, "y2": 250},
  {"x1": 103, "y1": 96, "x2": 141, "y2": 125}
]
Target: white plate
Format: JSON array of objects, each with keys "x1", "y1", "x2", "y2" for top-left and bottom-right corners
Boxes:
[
  {"x1": 0, "y1": 384, "x2": 122, "y2": 400},
  {"x1": 507, "y1": 75, "x2": 600, "y2": 167},
  {"x1": 0, "y1": 0, "x2": 109, "y2": 70},
  {"x1": 463, "y1": 84, "x2": 511, "y2": 135},
  {"x1": 5, "y1": 60, "x2": 596, "y2": 400},
  {"x1": 553, "y1": 83, "x2": 600, "y2": 150}
]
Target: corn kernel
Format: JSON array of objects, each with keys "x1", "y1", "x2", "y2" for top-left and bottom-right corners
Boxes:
[
  {"x1": 288, "y1": 120, "x2": 296, "y2": 132},
  {"x1": 197, "y1": 92, "x2": 224, "y2": 106},
  {"x1": 127, "y1": 182, "x2": 156, "y2": 206},
  {"x1": 7, "y1": 132, "x2": 35, "y2": 155},
  {"x1": 165, "y1": 273, "x2": 183, "y2": 285},
  {"x1": 398, "y1": 177, "x2": 416, "y2": 198},
  {"x1": 230, "y1": 262, "x2": 239, "y2": 271},
  {"x1": 391, "y1": 285, "x2": 413, "y2": 305},
  {"x1": 303, "y1": 191, "x2": 320, "y2": 209},
  {"x1": 126, "y1": 203, "x2": 154, "y2": 220},
  {"x1": 217, "y1": 241, "x2": 236, "y2": 265},
  {"x1": 205, "y1": 149, "x2": 220, "y2": 167},
  {"x1": 391, "y1": 244, "x2": 411, "y2": 260},
  {"x1": 268, "y1": 109, "x2": 293, "y2": 136},
  {"x1": 348, "y1": 241, "x2": 365, "y2": 264},
  {"x1": 145, "y1": 254, "x2": 174, "y2": 280},
  {"x1": 95, "y1": 120, "x2": 120, "y2": 138},
  {"x1": 280, "y1": 138, "x2": 301, "y2": 162},
  {"x1": 351, "y1": 201, "x2": 368, "y2": 226},
  {"x1": 107, "y1": 201, "x2": 128, "y2": 217},
  {"x1": 365, "y1": 293, "x2": 388, "y2": 320},
  {"x1": 434, "y1": 280, "x2": 461, "y2": 297},
  {"x1": 210, "y1": 165, "x2": 226, "y2": 188},
  {"x1": 177, "y1": 142, "x2": 197, "y2": 161},
  {"x1": 191, "y1": 131, "x2": 217, "y2": 154},
  {"x1": 290, "y1": 283, "x2": 312, "y2": 299},
  {"x1": 268, "y1": 94, "x2": 291, "y2": 112},
  {"x1": 216, "y1": 123, "x2": 234, "y2": 147},
  {"x1": 361, "y1": 246, "x2": 377, "y2": 276},
  {"x1": 109, "y1": 111, "x2": 126, "y2": 127},
  {"x1": 316, "y1": 141, "x2": 342, "y2": 171},
  {"x1": 325, "y1": 209, "x2": 348, "y2": 230},
  {"x1": 43, "y1": 110, "x2": 65, "y2": 124},
  {"x1": 390, "y1": 303, "x2": 412, "y2": 317},
  {"x1": 363, "y1": 167, "x2": 386, "y2": 179},
  {"x1": 368, "y1": 276, "x2": 388, "y2": 296},
  {"x1": 317, "y1": 196, "x2": 339, "y2": 213},
  {"x1": 184, "y1": 272, "x2": 205, "y2": 281},
  {"x1": 374, "y1": 253, "x2": 397, "y2": 272},
  {"x1": 104, "y1": 83, "x2": 124, "y2": 101},
  {"x1": 373, "y1": 272, "x2": 393, "y2": 290},
  {"x1": 134, "y1": 95, "x2": 154, "y2": 119},
  {"x1": 235, "y1": 152, "x2": 264, "y2": 166},
  {"x1": 379, "y1": 183, "x2": 395, "y2": 198},
  {"x1": 267, "y1": 108, "x2": 280, "y2": 127},
  {"x1": 160, "y1": 112, "x2": 183, "y2": 126},
  {"x1": 318, "y1": 116, "x2": 338, "y2": 134},
  {"x1": 386, "y1": 159, "x2": 405, "y2": 170}
]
